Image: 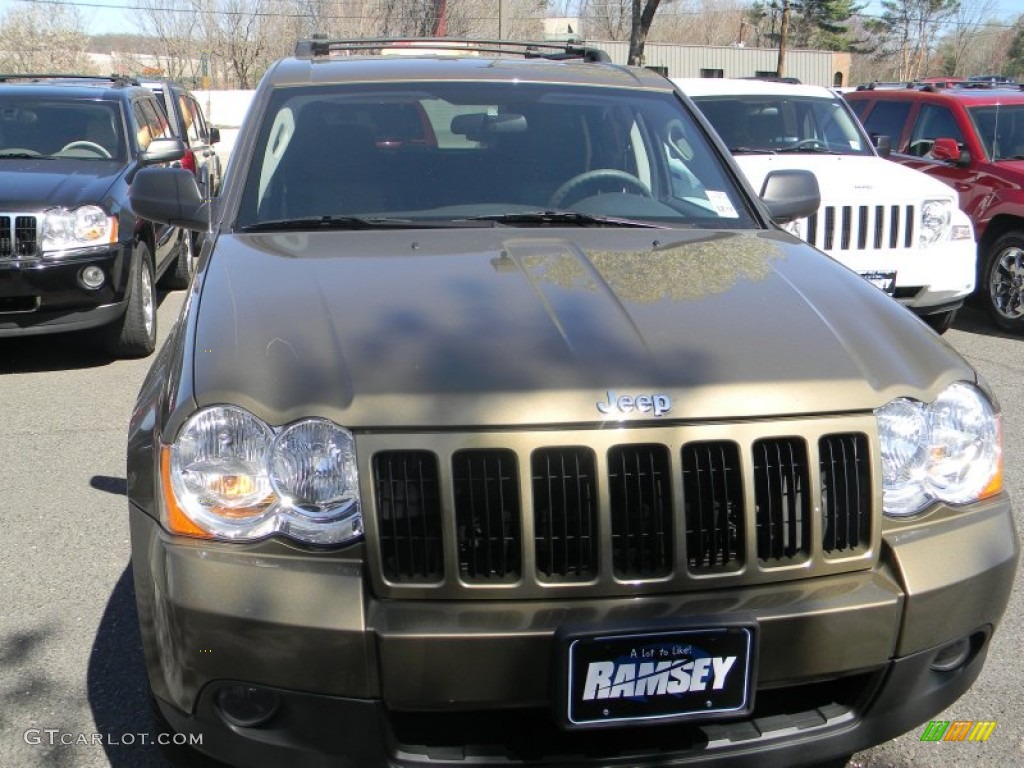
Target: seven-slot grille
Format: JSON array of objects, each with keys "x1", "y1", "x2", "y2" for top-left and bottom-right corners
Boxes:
[
  {"x1": 0, "y1": 214, "x2": 40, "y2": 259},
  {"x1": 805, "y1": 204, "x2": 914, "y2": 252},
  {"x1": 368, "y1": 424, "x2": 875, "y2": 598}
]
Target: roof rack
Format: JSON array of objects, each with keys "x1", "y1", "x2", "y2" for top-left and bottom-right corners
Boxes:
[
  {"x1": 949, "y1": 80, "x2": 1024, "y2": 91},
  {"x1": 742, "y1": 75, "x2": 802, "y2": 84},
  {"x1": 293, "y1": 37, "x2": 611, "y2": 63},
  {"x1": 855, "y1": 81, "x2": 919, "y2": 91},
  {"x1": 0, "y1": 73, "x2": 140, "y2": 87}
]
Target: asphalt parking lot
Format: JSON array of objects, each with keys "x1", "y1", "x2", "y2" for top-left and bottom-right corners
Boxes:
[{"x1": 0, "y1": 292, "x2": 1020, "y2": 768}]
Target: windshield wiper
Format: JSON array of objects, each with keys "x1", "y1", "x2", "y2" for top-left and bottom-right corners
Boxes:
[
  {"x1": 239, "y1": 216, "x2": 449, "y2": 232},
  {"x1": 773, "y1": 145, "x2": 842, "y2": 154},
  {"x1": 0, "y1": 151, "x2": 50, "y2": 159},
  {"x1": 728, "y1": 146, "x2": 776, "y2": 154},
  {"x1": 464, "y1": 211, "x2": 662, "y2": 228}
]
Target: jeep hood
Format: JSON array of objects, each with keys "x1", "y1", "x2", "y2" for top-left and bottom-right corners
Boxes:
[
  {"x1": 732, "y1": 154, "x2": 956, "y2": 205},
  {"x1": 192, "y1": 229, "x2": 970, "y2": 428},
  {"x1": 0, "y1": 160, "x2": 122, "y2": 210}
]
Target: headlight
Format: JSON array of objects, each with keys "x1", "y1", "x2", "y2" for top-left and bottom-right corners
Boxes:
[
  {"x1": 919, "y1": 198, "x2": 952, "y2": 247},
  {"x1": 165, "y1": 406, "x2": 362, "y2": 545},
  {"x1": 876, "y1": 382, "x2": 1002, "y2": 516},
  {"x1": 41, "y1": 205, "x2": 118, "y2": 254}
]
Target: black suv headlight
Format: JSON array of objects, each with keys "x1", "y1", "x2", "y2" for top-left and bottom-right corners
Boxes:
[
  {"x1": 161, "y1": 405, "x2": 362, "y2": 545},
  {"x1": 876, "y1": 382, "x2": 1002, "y2": 516},
  {"x1": 41, "y1": 205, "x2": 118, "y2": 254}
]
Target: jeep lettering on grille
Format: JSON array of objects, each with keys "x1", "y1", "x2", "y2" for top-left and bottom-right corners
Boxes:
[{"x1": 596, "y1": 391, "x2": 672, "y2": 418}]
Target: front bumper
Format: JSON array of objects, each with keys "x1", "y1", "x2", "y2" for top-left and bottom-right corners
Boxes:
[
  {"x1": 826, "y1": 235, "x2": 976, "y2": 313},
  {"x1": 0, "y1": 244, "x2": 129, "y2": 335},
  {"x1": 131, "y1": 497, "x2": 1018, "y2": 767}
]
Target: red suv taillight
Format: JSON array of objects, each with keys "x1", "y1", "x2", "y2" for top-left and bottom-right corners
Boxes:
[{"x1": 180, "y1": 148, "x2": 196, "y2": 173}]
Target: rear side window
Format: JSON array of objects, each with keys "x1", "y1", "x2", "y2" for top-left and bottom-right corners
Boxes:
[
  {"x1": 180, "y1": 95, "x2": 207, "y2": 143},
  {"x1": 861, "y1": 100, "x2": 912, "y2": 148},
  {"x1": 133, "y1": 98, "x2": 170, "y2": 150},
  {"x1": 846, "y1": 99, "x2": 869, "y2": 119}
]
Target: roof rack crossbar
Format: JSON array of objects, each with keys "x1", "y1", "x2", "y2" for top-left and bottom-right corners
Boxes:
[
  {"x1": 293, "y1": 37, "x2": 610, "y2": 63},
  {"x1": 0, "y1": 73, "x2": 140, "y2": 86}
]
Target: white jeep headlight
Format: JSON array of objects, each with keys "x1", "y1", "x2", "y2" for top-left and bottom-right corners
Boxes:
[
  {"x1": 876, "y1": 382, "x2": 1002, "y2": 516},
  {"x1": 918, "y1": 198, "x2": 953, "y2": 247},
  {"x1": 165, "y1": 406, "x2": 362, "y2": 545},
  {"x1": 41, "y1": 205, "x2": 118, "y2": 254}
]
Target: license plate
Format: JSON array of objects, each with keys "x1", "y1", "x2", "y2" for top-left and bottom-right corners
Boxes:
[
  {"x1": 861, "y1": 271, "x2": 897, "y2": 295},
  {"x1": 562, "y1": 626, "x2": 755, "y2": 728}
]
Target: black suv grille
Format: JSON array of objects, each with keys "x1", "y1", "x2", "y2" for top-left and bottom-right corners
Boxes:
[
  {"x1": 0, "y1": 215, "x2": 39, "y2": 258},
  {"x1": 369, "y1": 424, "x2": 875, "y2": 596}
]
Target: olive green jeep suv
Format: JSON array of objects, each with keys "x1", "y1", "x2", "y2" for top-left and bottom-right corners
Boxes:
[{"x1": 127, "y1": 39, "x2": 1018, "y2": 768}]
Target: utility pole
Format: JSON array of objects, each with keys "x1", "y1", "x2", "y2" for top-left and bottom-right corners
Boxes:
[
  {"x1": 776, "y1": 0, "x2": 791, "y2": 78},
  {"x1": 433, "y1": 0, "x2": 447, "y2": 36}
]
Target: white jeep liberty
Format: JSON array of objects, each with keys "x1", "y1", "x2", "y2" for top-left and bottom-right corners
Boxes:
[{"x1": 677, "y1": 78, "x2": 976, "y2": 333}]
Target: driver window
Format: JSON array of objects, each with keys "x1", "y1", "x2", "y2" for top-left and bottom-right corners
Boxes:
[{"x1": 909, "y1": 105, "x2": 964, "y2": 157}]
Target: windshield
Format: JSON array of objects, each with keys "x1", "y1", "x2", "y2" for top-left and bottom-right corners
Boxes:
[
  {"x1": 968, "y1": 104, "x2": 1024, "y2": 160},
  {"x1": 692, "y1": 94, "x2": 873, "y2": 155},
  {"x1": 0, "y1": 97, "x2": 125, "y2": 161},
  {"x1": 236, "y1": 82, "x2": 757, "y2": 229}
]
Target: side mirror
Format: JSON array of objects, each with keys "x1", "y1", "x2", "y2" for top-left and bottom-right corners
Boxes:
[
  {"x1": 208, "y1": 125, "x2": 221, "y2": 145},
  {"x1": 872, "y1": 134, "x2": 892, "y2": 157},
  {"x1": 140, "y1": 137, "x2": 186, "y2": 166},
  {"x1": 130, "y1": 167, "x2": 207, "y2": 231},
  {"x1": 930, "y1": 137, "x2": 968, "y2": 165},
  {"x1": 760, "y1": 169, "x2": 820, "y2": 224}
]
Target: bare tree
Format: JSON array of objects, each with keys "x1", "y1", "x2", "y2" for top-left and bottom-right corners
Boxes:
[
  {"x1": 940, "y1": 0, "x2": 999, "y2": 75},
  {"x1": 139, "y1": 0, "x2": 205, "y2": 83},
  {"x1": 582, "y1": 0, "x2": 633, "y2": 40},
  {"x1": 867, "y1": 0, "x2": 961, "y2": 81},
  {"x1": 0, "y1": 5, "x2": 93, "y2": 73}
]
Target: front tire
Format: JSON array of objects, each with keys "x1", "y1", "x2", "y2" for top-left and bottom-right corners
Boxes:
[
  {"x1": 104, "y1": 242, "x2": 157, "y2": 358},
  {"x1": 923, "y1": 308, "x2": 956, "y2": 334},
  {"x1": 982, "y1": 232, "x2": 1024, "y2": 332},
  {"x1": 161, "y1": 230, "x2": 197, "y2": 291}
]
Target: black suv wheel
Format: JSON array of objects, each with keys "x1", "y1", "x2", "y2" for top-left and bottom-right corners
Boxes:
[{"x1": 104, "y1": 242, "x2": 157, "y2": 357}]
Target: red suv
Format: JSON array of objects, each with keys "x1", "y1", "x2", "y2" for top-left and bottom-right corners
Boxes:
[{"x1": 847, "y1": 83, "x2": 1024, "y2": 332}]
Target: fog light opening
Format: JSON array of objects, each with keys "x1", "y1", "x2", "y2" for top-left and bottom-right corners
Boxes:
[
  {"x1": 930, "y1": 636, "x2": 972, "y2": 672},
  {"x1": 80, "y1": 265, "x2": 106, "y2": 290},
  {"x1": 216, "y1": 684, "x2": 281, "y2": 728}
]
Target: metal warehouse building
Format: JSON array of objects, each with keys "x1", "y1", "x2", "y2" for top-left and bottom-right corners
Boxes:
[{"x1": 591, "y1": 41, "x2": 851, "y2": 88}]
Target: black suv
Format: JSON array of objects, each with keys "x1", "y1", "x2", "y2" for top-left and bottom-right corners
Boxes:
[
  {"x1": 140, "y1": 79, "x2": 222, "y2": 277},
  {"x1": 0, "y1": 74, "x2": 190, "y2": 357},
  {"x1": 140, "y1": 79, "x2": 221, "y2": 198}
]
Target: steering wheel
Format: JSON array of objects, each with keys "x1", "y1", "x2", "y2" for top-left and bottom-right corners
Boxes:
[
  {"x1": 59, "y1": 141, "x2": 112, "y2": 158},
  {"x1": 548, "y1": 169, "x2": 652, "y2": 208}
]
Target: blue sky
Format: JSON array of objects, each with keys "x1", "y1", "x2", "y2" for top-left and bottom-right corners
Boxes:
[{"x1": 2, "y1": 0, "x2": 1024, "y2": 37}]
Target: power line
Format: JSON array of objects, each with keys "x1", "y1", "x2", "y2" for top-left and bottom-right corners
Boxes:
[{"x1": 4, "y1": 0, "x2": 1023, "y2": 31}]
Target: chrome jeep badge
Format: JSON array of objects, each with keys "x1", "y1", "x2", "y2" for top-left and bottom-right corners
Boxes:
[{"x1": 596, "y1": 391, "x2": 672, "y2": 418}]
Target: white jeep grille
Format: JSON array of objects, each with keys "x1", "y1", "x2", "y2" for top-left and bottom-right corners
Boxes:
[{"x1": 806, "y1": 204, "x2": 914, "y2": 253}]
